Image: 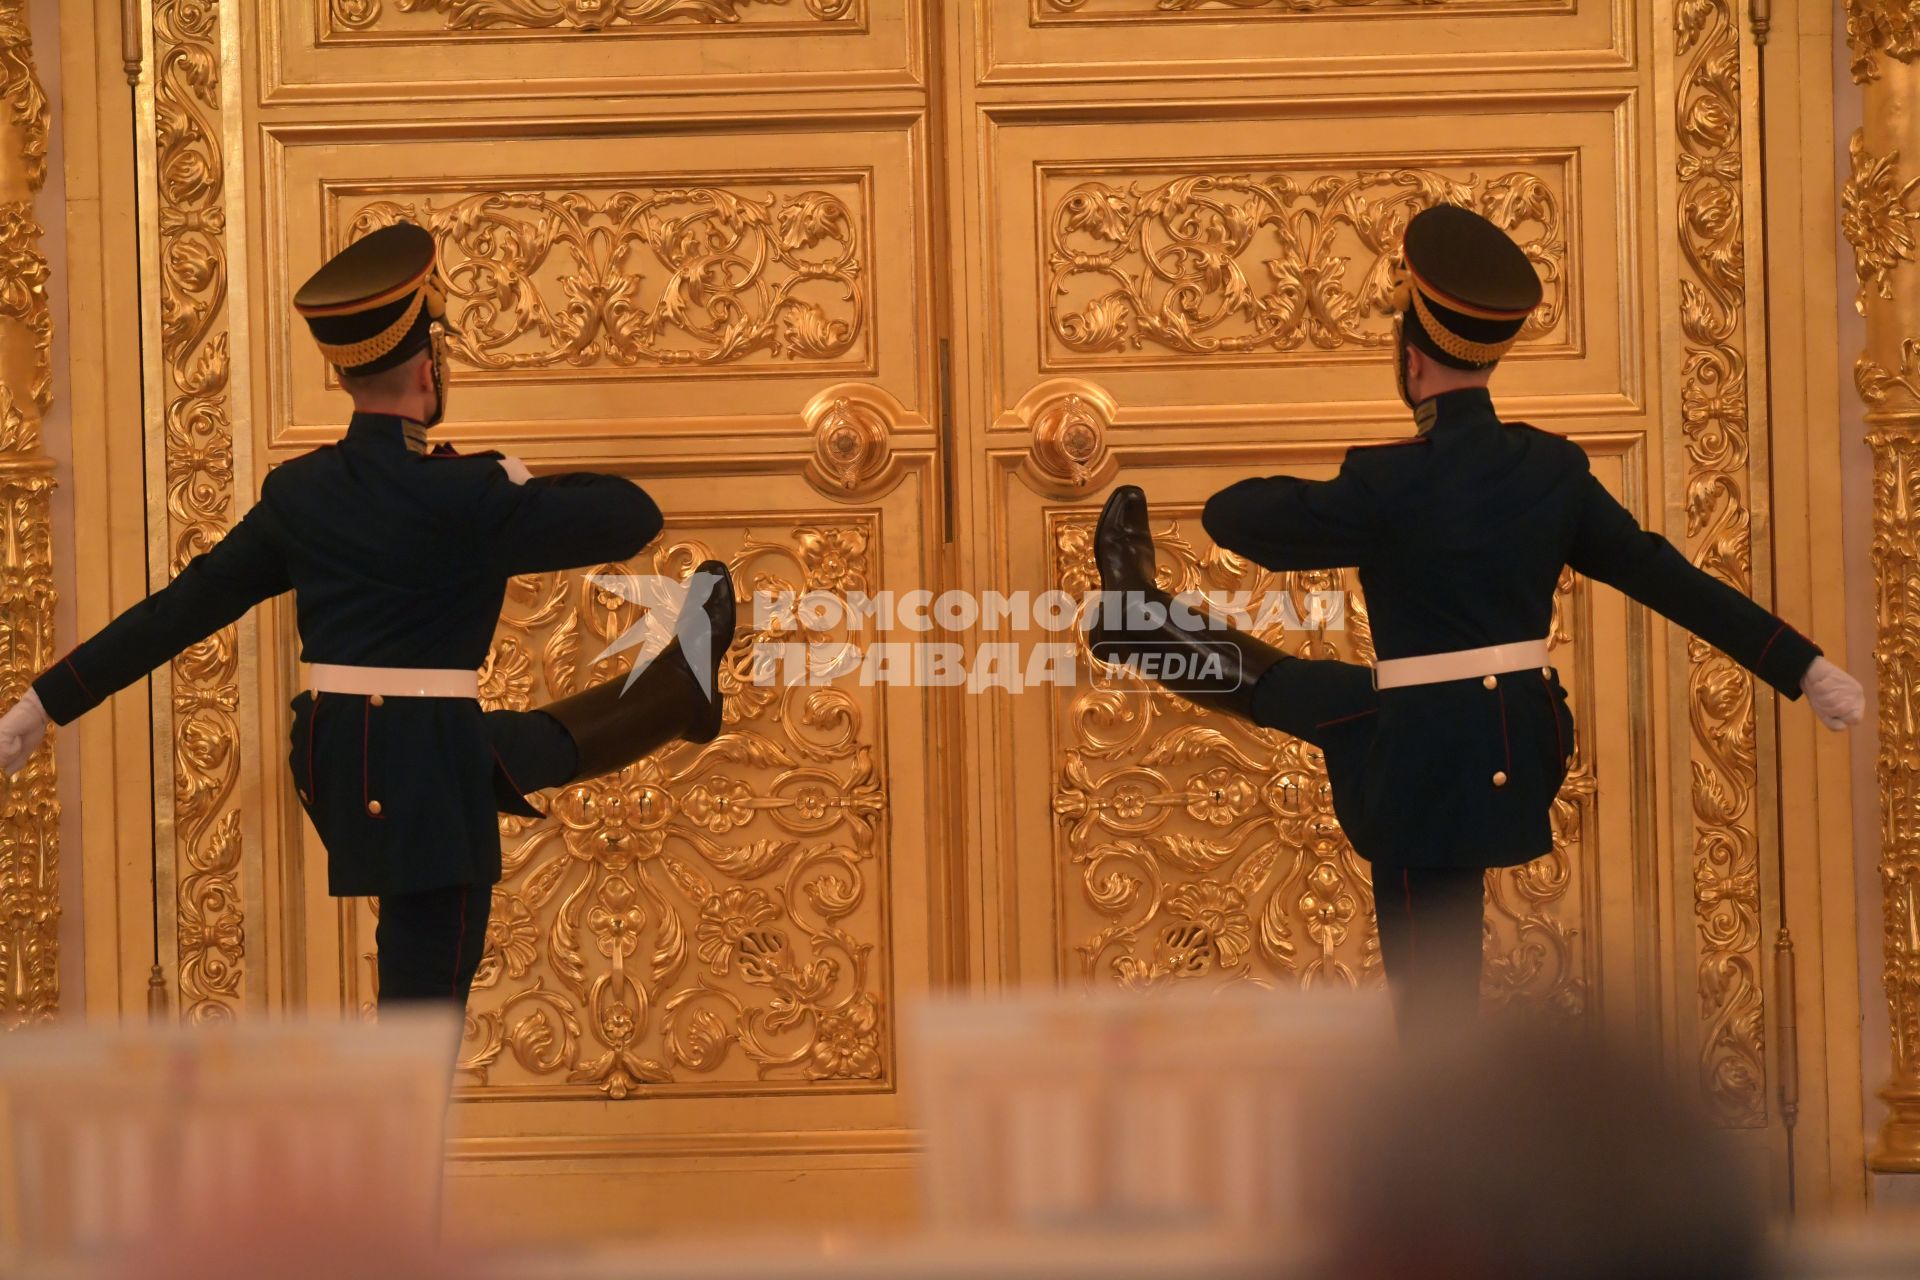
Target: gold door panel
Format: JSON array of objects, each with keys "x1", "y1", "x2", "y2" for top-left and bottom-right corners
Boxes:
[
  {"x1": 263, "y1": 2, "x2": 921, "y2": 103},
  {"x1": 979, "y1": 0, "x2": 1629, "y2": 84},
  {"x1": 981, "y1": 102, "x2": 1633, "y2": 428},
  {"x1": 264, "y1": 123, "x2": 929, "y2": 442}
]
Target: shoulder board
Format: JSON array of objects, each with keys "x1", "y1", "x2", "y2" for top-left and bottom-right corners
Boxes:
[{"x1": 1347, "y1": 436, "x2": 1431, "y2": 452}]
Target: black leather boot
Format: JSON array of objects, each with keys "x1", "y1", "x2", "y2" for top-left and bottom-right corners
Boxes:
[
  {"x1": 1089, "y1": 485, "x2": 1286, "y2": 720},
  {"x1": 541, "y1": 560, "x2": 737, "y2": 780}
]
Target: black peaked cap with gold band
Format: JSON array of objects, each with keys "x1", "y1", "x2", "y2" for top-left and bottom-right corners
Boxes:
[
  {"x1": 1394, "y1": 204, "x2": 1542, "y2": 370},
  {"x1": 294, "y1": 223, "x2": 448, "y2": 376}
]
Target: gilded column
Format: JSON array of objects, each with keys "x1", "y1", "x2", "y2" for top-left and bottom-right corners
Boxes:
[
  {"x1": 1845, "y1": 0, "x2": 1920, "y2": 1172},
  {"x1": 0, "y1": 0, "x2": 59, "y2": 1025}
]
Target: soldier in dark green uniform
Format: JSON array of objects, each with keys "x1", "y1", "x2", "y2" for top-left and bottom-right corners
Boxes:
[
  {"x1": 1088, "y1": 204, "x2": 1864, "y2": 1035},
  {"x1": 0, "y1": 224, "x2": 734, "y2": 1009}
]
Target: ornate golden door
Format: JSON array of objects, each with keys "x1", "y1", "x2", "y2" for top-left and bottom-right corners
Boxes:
[{"x1": 114, "y1": 0, "x2": 1825, "y2": 1233}]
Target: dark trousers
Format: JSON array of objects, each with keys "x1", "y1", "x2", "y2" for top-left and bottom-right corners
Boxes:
[
  {"x1": 375, "y1": 882, "x2": 493, "y2": 1009},
  {"x1": 1372, "y1": 864, "x2": 1487, "y2": 1039}
]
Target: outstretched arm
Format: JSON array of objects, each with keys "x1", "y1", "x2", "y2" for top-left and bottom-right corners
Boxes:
[
  {"x1": 1201, "y1": 451, "x2": 1394, "y2": 571},
  {"x1": 472, "y1": 462, "x2": 664, "y2": 577},
  {"x1": 21, "y1": 504, "x2": 291, "y2": 736},
  {"x1": 1565, "y1": 473, "x2": 1855, "y2": 719}
]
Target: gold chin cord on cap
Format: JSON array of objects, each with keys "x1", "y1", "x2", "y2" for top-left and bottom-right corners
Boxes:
[
  {"x1": 312, "y1": 286, "x2": 427, "y2": 370},
  {"x1": 1409, "y1": 285, "x2": 1521, "y2": 365}
]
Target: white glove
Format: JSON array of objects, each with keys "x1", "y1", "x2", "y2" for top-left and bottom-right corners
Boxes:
[
  {"x1": 1801, "y1": 656, "x2": 1865, "y2": 731},
  {"x1": 497, "y1": 456, "x2": 531, "y2": 485},
  {"x1": 0, "y1": 688, "x2": 48, "y2": 777}
]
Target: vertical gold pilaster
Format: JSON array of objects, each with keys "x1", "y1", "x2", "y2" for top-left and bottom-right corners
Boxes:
[
  {"x1": 1845, "y1": 0, "x2": 1920, "y2": 1173},
  {"x1": 0, "y1": 0, "x2": 59, "y2": 1026}
]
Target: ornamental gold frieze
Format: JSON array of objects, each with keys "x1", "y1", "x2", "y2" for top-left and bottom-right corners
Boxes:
[
  {"x1": 1047, "y1": 510, "x2": 1593, "y2": 1013},
  {"x1": 1845, "y1": 0, "x2": 1920, "y2": 84},
  {"x1": 457, "y1": 518, "x2": 891, "y2": 1097},
  {"x1": 1041, "y1": 162, "x2": 1568, "y2": 369},
  {"x1": 339, "y1": 177, "x2": 870, "y2": 378},
  {"x1": 326, "y1": 0, "x2": 861, "y2": 37},
  {"x1": 154, "y1": 0, "x2": 246, "y2": 1023},
  {"x1": 1843, "y1": 131, "x2": 1920, "y2": 315},
  {"x1": 1675, "y1": 0, "x2": 1766, "y2": 1128},
  {"x1": 1034, "y1": 0, "x2": 1548, "y2": 20}
]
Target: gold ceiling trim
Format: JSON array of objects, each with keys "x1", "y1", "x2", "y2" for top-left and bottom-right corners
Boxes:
[{"x1": 0, "y1": 0, "x2": 59, "y2": 1028}]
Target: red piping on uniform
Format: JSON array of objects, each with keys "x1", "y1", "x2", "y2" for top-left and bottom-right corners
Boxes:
[
  {"x1": 489, "y1": 745, "x2": 524, "y2": 796},
  {"x1": 1541, "y1": 671, "x2": 1565, "y2": 761},
  {"x1": 63, "y1": 656, "x2": 94, "y2": 701},
  {"x1": 1756, "y1": 621, "x2": 1787, "y2": 666},
  {"x1": 451, "y1": 891, "x2": 469, "y2": 1001},
  {"x1": 306, "y1": 692, "x2": 322, "y2": 800},
  {"x1": 1315, "y1": 708, "x2": 1378, "y2": 730},
  {"x1": 1496, "y1": 685, "x2": 1513, "y2": 772},
  {"x1": 1402, "y1": 870, "x2": 1418, "y2": 963}
]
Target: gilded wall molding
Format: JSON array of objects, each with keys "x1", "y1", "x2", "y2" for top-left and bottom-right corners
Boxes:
[
  {"x1": 1676, "y1": 0, "x2": 1767, "y2": 1129},
  {"x1": 1035, "y1": 0, "x2": 1461, "y2": 17},
  {"x1": 1845, "y1": 0, "x2": 1920, "y2": 84},
  {"x1": 1048, "y1": 511, "x2": 1594, "y2": 1011},
  {"x1": 1846, "y1": 31, "x2": 1920, "y2": 1167},
  {"x1": 1041, "y1": 164, "x2": 1568, "y2": 368},
  {"x1": 459, "y1": 520, "x2": 891, "y2": 1097},
  {"x1": 341, "y1": 181, "x2": 869, "y2": 377},
  {"x1": 328, "y1": 0, "x2": 859, "y2": 34},
  {"x1": 153, "y1": 0, "x2": 245, "y2": 1023},
  {"x1": 0, "y1": 0, "x2": 58, "y2": 1028}
]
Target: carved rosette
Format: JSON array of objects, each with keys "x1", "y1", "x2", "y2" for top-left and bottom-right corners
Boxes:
[
  {"x1": 1014, "y1": 379, "x2": 1118, "y2": 499},
  {"x1": 153, "y1": 0, "x2": 245, "y2": 1023},
  {"x1": 0, "y1": 0, "x2": 57, "y2": 1027},
  {"x1": 802, "y1": 383, "x2": 903, "y2": 501},
  {"x1": 1846, "y1": 0, "x2": 1920, "y2": 84},
  {"x1": 1674, "y1": 0, "x2": 1768, "y2": 1129},
  {"x1": 1847, "y1": 21, "x2": 1920, "y2": 1169}
]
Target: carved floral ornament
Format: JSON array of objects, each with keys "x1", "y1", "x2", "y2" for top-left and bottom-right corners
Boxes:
[
  {"x1": 345, "y1": 184, "x2": 867, "y2": 375},
  {"x1": 1845, "y1": 0, "x2": 1920, "y2": 84},
  {"x1": 329, "y1": 0, "x2": 857, "y2": 32},
  {"x1": 1044, "y1": 168, "x2": 1566, "y2": 363},
  {"x1": 1843, "y1": 132, "x2": 1920, "y2": 316}
]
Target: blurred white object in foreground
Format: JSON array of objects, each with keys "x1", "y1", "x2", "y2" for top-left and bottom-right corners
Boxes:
[
  {"x1": 908, "y1": 986, "x2": 1391, "y2": 1238},
  {"x1": 0, "y1": 1010, "x2": 458, "y2": 1274}
]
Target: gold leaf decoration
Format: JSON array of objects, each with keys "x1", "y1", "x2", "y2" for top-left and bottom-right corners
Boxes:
[
  {"x1": 1677, "y1": 0, "x2": 1765, "y2": 1127},
  {"x1": 1048, "y1": 511, "x2": 1592, "y2": 1013},
  {"x1": 1845, "y1": 0, "x2": 1920, "y2": 84},
  {"x1": 330, "y1": 0, "x2": 858, "y2": 34},
  {"x1": 1038, "y1": 0, "x2": 1455, "y2": 16},
  {"x1": 344, "y1": 183, "x2": 867, "y2": 375},
  {"x1": 1043, "y1": 166, "x2": 1566, "y2": 364},
  {"x1": 155, "y1": 0, "x2": 245, "y2": 1024},
  {"x1": 1843, "y1": 131, "x2": 1920, "y2": 315},
  {"x1": 0, "y1": 0, "x2": 57, "y2": 1028},
  {"x1": 458, "y1": 521, "x2": 891, "y2": 1098}
]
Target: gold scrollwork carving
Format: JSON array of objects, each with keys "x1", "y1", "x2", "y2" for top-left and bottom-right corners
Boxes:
[
  {"x1": 802, "y1": 383, "x2": 904, "y2": 501},
  {"x1": 1043, "y1": 167, "x2": 1565, "y2": 365},
  {"x1": 460, "y1": 522, "x2": 891, "y2": 1097},
  {"x1": 0, "y1": 0, "x2": 57, "y2": 1027},
  {"x1": 1048, "y1": 512, "x2": 1592, "y2": 1012},
  {"x1": 1843, "y1": 131, "x2": 1920, "y2": 314},
  {"x1": 345, "y1": 182, "x2": 867, "y2": 375},
  {"x1": 154, "y1": 0, "x2": 245, "y2": 1023},
  {"x1": 1677, "y1": 0, "x2": 1765, "y2": 1126},
  {"x1": 1037, "y1": 0, "x2": 1452, "y2": 16},
  {"x1": 1014, "y1": 379, "x2": 1117, "y2": 498},
  {"x1": 330, "y1": 0, "x2": 858, "y2": 34},
  {"x1": 1846, "y1": 0, "x2": 1920, "y2": 84}
]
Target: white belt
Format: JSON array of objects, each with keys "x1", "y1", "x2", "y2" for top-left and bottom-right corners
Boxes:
[
  {"x1": 1373, "y1": 639, "x2": 1552, "y2": 690},
  {"x1": 307, "y1": 664, "x2": 479, "y2": 699}
]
